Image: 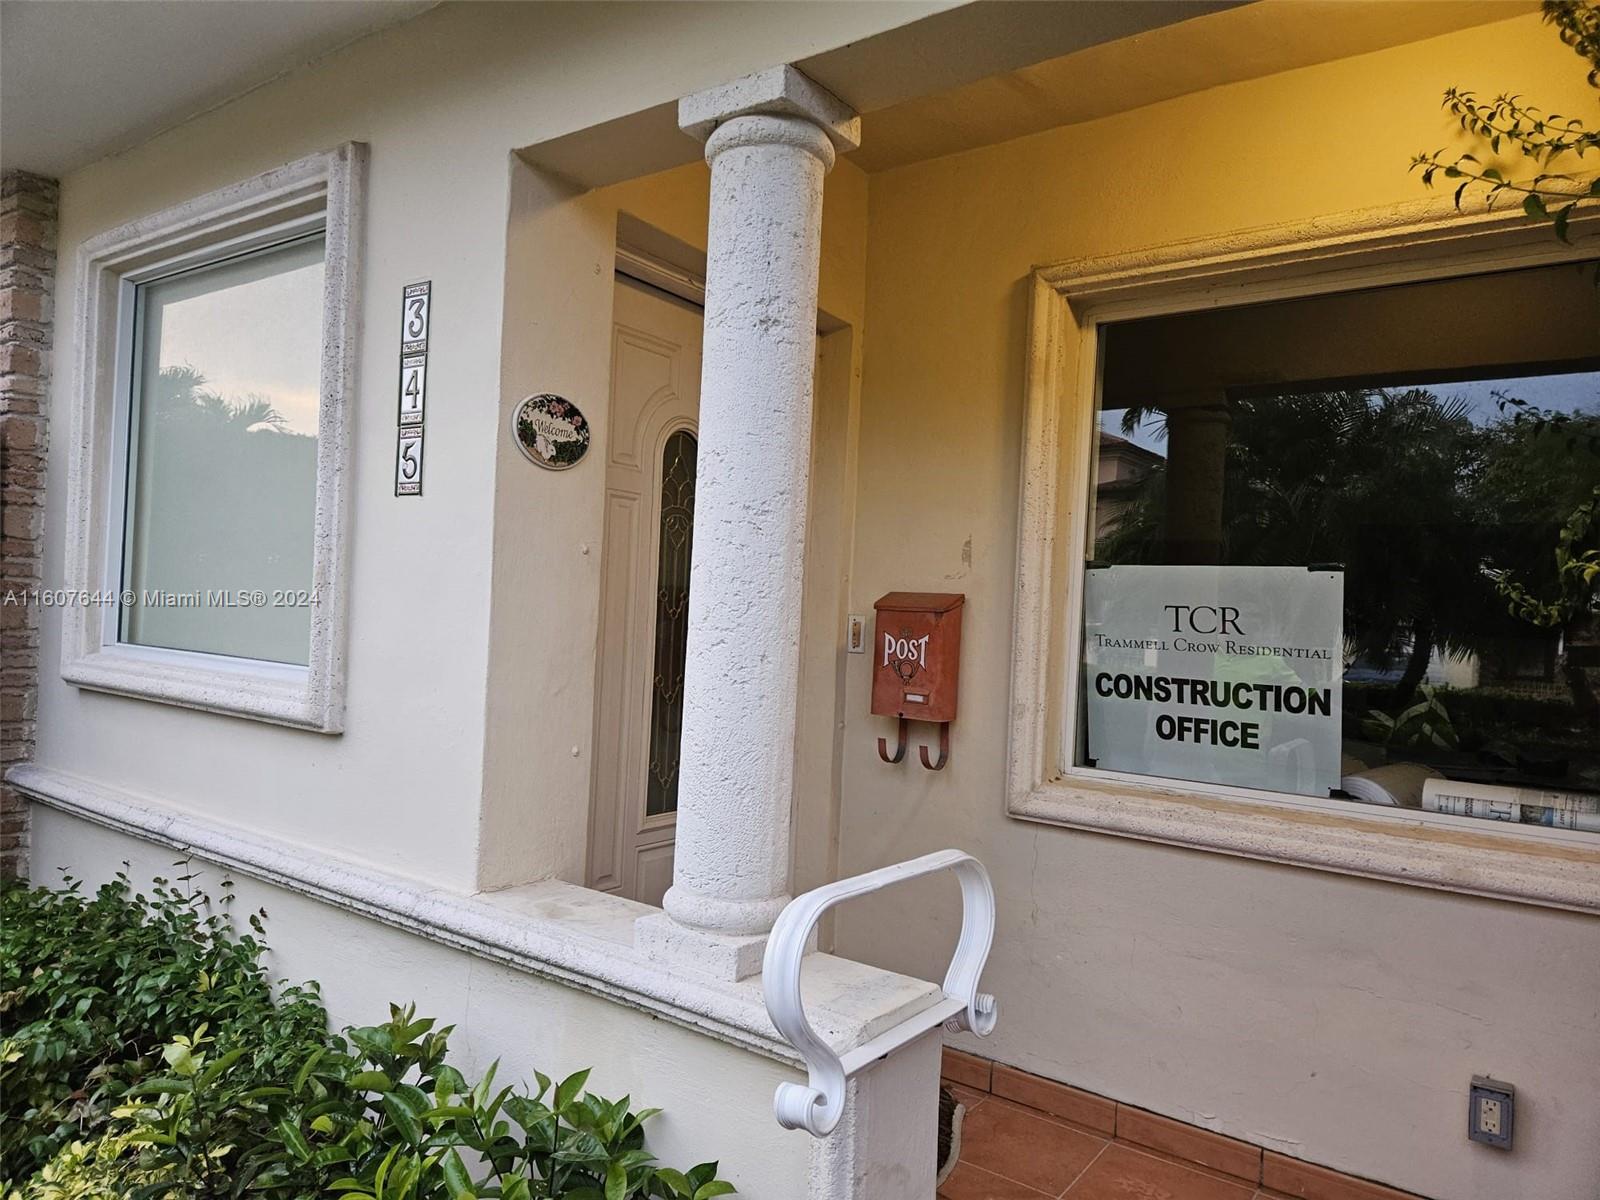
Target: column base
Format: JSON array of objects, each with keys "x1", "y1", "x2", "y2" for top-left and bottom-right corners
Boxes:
[{"x1": 634, "y1": 911, "x2": 773, "y2": 981}]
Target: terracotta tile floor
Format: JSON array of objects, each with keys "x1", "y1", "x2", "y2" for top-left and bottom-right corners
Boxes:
[{"x1": 939, "y1": 1089, "x2": 1278, "y2": 1200}]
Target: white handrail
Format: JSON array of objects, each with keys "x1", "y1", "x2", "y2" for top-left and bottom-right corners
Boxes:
[{"x1": 761, "y1": 849, "x2": 998, "y2": 1136}]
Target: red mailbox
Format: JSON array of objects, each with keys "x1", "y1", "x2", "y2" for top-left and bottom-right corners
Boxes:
[{"x1": 872, "y1": 592, "x2": 964, "y2": 770}]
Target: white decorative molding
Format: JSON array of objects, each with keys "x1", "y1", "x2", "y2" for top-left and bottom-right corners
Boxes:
[
  {"x1": 60, "y1": 144, "x2": 366, "y2": 732},
  {"x1": 615, "y1": 243, "x2": 706, "y2": 308},
  {"x1": 679, "y1": 64, "x2": 860, "y2": 152},
  {"x1": 765, "y1": 850, "x2": 997, "y2": 1137},
  {"x1": 1007, "y1": 194, "x2": 1600, "y2": 912},
  {"x1": 9, "y1": 763, "x2": 946, "y2": 1064},
  {"x1": 1033, "y1": 191, "x2": 1600, "y2": 315}
]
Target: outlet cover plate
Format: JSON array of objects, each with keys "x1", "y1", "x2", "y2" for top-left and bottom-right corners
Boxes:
[{"x1": 1469, "y1": 1076, "x2": 1515, "y2": 1149}]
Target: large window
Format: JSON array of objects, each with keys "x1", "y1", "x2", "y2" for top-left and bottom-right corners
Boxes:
[
  {"x1": 61, "y1": 145, "x2": 364, "y2": 731},
  {"x1": 1078, "y1": 262, "x2": 1599, "y2": 838},
  {"x1": 120, "y1": 236, "x2": 325, "y2": 664}
]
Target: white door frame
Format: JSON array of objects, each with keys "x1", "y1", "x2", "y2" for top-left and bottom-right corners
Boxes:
[{"x1": 587, "y1": 272, "x2": 702, "y2": 904}]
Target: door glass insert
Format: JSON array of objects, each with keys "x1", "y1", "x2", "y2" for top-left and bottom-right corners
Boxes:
[{"x1": 646, "y1": 429, "x2": 697, "y2": 816}]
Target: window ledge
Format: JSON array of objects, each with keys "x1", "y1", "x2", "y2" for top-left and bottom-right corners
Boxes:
[
  {"x1": 8, "y1": 762, "x2": 945, "y2": 1063},
  {"x1": 1012, "y1": 776, "x2": 1600, "y2": 915},
  {"x1": 62, "y1": 644, "x2": 321, "y2": 731}
]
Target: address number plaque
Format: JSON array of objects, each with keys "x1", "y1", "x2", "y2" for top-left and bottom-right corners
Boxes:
[{"x1": 394, "y1": 281, "x2": 431, "y2": 496}]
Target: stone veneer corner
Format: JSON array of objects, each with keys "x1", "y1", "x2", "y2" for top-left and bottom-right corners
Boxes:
[{"x1": 0, "y1": 169, "x2": 59, "y2": 880}]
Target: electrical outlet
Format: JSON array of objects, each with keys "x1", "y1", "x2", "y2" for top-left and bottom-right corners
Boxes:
[
  {"x1": 1468, "y1": 1077, "x2": 1515, "y2": 1150},
  {"x1": 1478, "y1": 1096, "x2": 1503, "y2": 1136}
]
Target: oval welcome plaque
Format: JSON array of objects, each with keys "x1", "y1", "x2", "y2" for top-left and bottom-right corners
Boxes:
[{"x1": 512, "y1": 393, "x2": 590, "y2": 470}]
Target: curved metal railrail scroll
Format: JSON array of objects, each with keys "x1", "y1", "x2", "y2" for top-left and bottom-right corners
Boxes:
[{"x1": 762, "y1": 849, "x2": 998, "y2": 1136}]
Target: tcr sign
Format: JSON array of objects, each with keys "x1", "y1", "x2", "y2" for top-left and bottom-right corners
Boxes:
[
  {"x1": 1083, "y1": 565, "x2": 1343, "y2": 796},
  {"x1": 1164, "y1": 605, "x2": 1242, "y2": 635}
]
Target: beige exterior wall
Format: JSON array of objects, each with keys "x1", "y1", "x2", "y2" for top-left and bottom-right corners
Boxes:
[
  {"x1": 835, "y1": 14, "x2": 1599, "y2": 1200},
  {"x1": 31, "y1": 1, "x2": 923, "y2": 891},
  {"x1": 24, "y1": 7, "x2": 917, "y2": 1191},
  {"x1": 22, "y1": 4, "x2": 1600, "y2": 1198}
]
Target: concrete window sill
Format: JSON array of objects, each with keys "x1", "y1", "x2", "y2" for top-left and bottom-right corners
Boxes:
[{"x1": 1011, "y1": 775, "x2": 1600, "y2": 915}]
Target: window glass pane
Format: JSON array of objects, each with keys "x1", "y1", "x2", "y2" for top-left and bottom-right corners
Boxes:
[
  {"x1": 1081, "y1": 261, "x2": 1600, "y2": 835},
  {"x1": 646, "y1": 429, "x2": 697, "y2": 817},
  {"x1": 121, "y1": 236, "x2": 324, "y2": 665}
]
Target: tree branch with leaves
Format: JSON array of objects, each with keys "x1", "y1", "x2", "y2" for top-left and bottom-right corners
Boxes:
[
  {"x1": 1495, "y1": 485, "x2": 1600, "y2": 727},
  {"x1": 1411, "y1": 1, "x2": 1600, "y2": 240}
]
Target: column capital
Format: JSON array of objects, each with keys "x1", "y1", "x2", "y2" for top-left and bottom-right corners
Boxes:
[{"x1": 679, "y1": 64, "x2": 860, "y2": 153}]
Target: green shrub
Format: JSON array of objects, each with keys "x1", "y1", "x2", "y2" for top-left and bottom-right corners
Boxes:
[
  {"x1": 3, "y1": 875, "x2": 735, "y2": 1199},
  {"x1": 1360, "y1": 684, "x2": 1460, "y2": 750},
  {"x1": 4, "y1": 1130, "x2": 166, "y2": 1200},
  {"x1": 0, "y1": 869, "x2": 325, "y2": 1182},
  {"x1": 104, "y1": 1005, "x2": 735, "y2": 1199},
  {"x1": 1344, "y1": 680, "x2": 1588, "y2": 750}
]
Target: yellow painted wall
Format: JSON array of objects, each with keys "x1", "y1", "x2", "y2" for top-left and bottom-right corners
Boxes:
[{"x1": 840, "y1": 13, "x2": 1599, "y2": 1199}]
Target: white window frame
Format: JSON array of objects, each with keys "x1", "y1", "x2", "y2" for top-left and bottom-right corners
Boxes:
[
  {"x1": 61, "y1": 144, "x2": 366, "y2": 733},
  {"x1": 1007, "y1": 193, "x2": 1600, "y2": 914}
]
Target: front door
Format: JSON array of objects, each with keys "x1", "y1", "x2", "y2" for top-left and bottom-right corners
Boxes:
[{"x1": 587, "y1": 274, "x2": 702, "y2": 905}]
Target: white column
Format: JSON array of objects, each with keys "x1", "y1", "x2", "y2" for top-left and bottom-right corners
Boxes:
[{"x1": 636, "y1": 67, "x2": 859, "y2": 979}]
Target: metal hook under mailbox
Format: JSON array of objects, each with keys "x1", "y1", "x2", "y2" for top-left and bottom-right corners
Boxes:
[{"x1": 877, "y1": 717, "x2": 909, "y2": 764}]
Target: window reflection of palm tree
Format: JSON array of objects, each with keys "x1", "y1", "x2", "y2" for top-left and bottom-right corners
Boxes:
[
  {"x1": 151, "y1": 363, "x2": 303, "y2": 438},
  {"x1": 1100, "y1": 388, "x2": 1598, "y2": 714}
]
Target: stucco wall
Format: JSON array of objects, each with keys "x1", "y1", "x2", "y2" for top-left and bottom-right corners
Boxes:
[
  {"x1": 479, "y1": 151, "x2": 870, "y2": 892},
  {"x1": 31, "y1": 1, "x2": 926, "y2": 891},
  {"x1": 836, "y1": 14, "x2": 1600, "y2": 1200},
  {"x1": 25, "y1": 4, "x2": 1600, "y2": 1197}
]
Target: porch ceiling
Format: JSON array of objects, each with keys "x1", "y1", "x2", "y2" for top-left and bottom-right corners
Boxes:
[
  {"x1": 525, "y1": 0, "x2": 1538, "y2": 189},
  {"x1": 849, "y1": 0, "x2": 1542, "y2": 173},
  {"x1": 523, "y1": 0, "x2": 1247, "y2": 190},
  {"x1": 0, "y1": 0, "x2": 435, "y2": 176}
]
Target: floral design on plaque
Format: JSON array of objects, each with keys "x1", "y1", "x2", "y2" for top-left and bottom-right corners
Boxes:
[{"x1": 512, "y1": 393, "x2": 590, "y2": 470}]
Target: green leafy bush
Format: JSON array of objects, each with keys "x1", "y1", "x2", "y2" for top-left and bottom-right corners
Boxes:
[
  {"x1": 99, "y1": 1006, "x2": 734, "y2": 1199},
  {"x1": 2, "y1": 875, "x2": 735, "y2": 1199},
  {"x1": 0, "y1": 869, "x2": 325, "y2": 1182},
  {"x1": 1345, "y1": 680, "x2": 1589, "y2": 753},
  {"x1": 1361, "y1": 684, "x2": 1461, "y2": 750}
]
